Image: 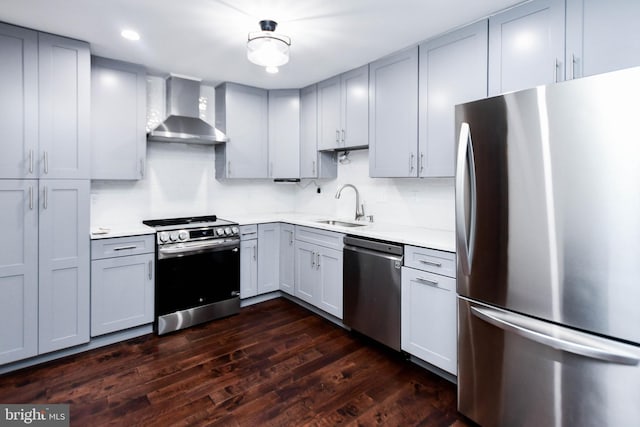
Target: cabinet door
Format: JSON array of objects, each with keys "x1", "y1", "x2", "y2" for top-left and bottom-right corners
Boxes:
[
  {"x1": 317, "y1": 76, "x2": 341, "y2": 150},
  {"x1": 488, "y1": 0, "x2": 565, "y2": 96},
  {"x1": 566, "y1": 0, "x2": 640, "y2": 79},
  {"x1": 0, "y1": 24, "x2": 38, "y2": 179},
  {"x1": 294, "y1": 240, "x2": 318, "y2": 305},
  {"x1": 240, "y1": 239, "x2": 258, "y2": 298},
  {"x1": 369, "y1": 47, "x2": 419, "y2": 177},
  {"x1": 341, "y1": 65, "x2": 369, "y2": 149},
  {"x1": 419, "y1": 21, "x2": 488, "y2": 178},
  {"x1": 279, "y1": 224, "x2": 295, "y2": 295},
  {"x1": 219, "y1": 83, "x2": 268, "y2": 178},
  {"x1": 401, "y1": 266, "x2": 457, "y2": 375},
  {"x1": 91, "y1": 253, "x2": 154, "y2": 336},
  {"x1": 257, "y1": 223, "x2": 280, "y2": 294},
  {"x1": 299, "y1": 84, "x2": 318, "y2": 178},
  {"x1": 317, "y1": 247, "x2": 343, "y2": 319},
  {"x1": 38, "y1": 179, "x2": 90, "y2": 354},
  {"x1": 38, "y1": 34, "x2": 90, "y2": 179},
  {"x1": 0, "y1": 180, "x2": 38, "y2": 364},
  {"x1": 91, "y1": 57, "x2": 147, "y2": 180},
  {"x1": 268, "y1": 89, "x2": 300, "y2": 179}
]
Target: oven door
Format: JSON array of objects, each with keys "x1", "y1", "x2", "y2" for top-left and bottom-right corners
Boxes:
[{"x1": 156, "y1": 239, "x2": 240, "y2": 318}]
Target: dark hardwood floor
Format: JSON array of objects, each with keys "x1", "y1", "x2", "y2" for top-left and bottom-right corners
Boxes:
[{"x1": 0, "y1": 298, "x2": 471, "y2": 426}]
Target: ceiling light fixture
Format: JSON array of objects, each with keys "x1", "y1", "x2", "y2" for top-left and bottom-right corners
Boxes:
[
  {"x1": 121, "y1": 29, "x2": 140, "y2": 41},
  {"x1": 247, "y1": 20, "x2": 291, "y2": 71},
  {"x1": 265, "y1": 66, "x2": 279, "y2": 74}
]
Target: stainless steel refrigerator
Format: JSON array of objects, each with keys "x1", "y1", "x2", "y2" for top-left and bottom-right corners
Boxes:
[{"x1": 455, "y1": 66, "x2": 640, "y2": 427}]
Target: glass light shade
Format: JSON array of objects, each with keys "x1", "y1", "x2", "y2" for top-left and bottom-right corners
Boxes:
[{"x1": 247, "y1": 32, "x2": 290, "y2": 67}]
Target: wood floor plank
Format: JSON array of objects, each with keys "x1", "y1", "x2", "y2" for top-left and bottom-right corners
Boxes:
[{"x1": 0, "y1": 298, "x2": 472, "y2": 426}]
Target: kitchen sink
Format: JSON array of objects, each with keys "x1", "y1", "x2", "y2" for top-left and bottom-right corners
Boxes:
[{"x1": 315, "y1": 219, "x2": 368, "y2": 228}]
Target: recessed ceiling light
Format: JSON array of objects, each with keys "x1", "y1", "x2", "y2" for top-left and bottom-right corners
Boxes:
[
  {"x1": 121, "y1": 29, "x2": 140, "y2": 41},
  {"x1": 265, "y1": 66, "x2": 279, "y2": 74}
]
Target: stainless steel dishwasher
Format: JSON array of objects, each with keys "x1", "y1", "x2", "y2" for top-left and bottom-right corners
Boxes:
[{"x1": 343, "y1": 235, "x2": 403, "y2": 351}]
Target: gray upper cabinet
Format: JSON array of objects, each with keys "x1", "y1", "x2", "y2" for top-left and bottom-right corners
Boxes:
[
  {"x1": 0, "y1": 24, "x2": 38, "y2": 179},
  {"x1": 91, "y1": 57, "x2": 146, "y2": 180},
  {"x1": 566, "y1": 0, "x2": 640, "y2": 79},
  {"x1": 488, "y1": 0, "x2": 565, "y2": 96},
  {"x1": 299, "y1": 84, "x2": 337, "y2": 179},
  {"x1": 38, "y1": 179, "x2": 90, "y2": 354},
  {"x1": 0, "y1": 180, "x2": 38, "y2": 365},
  {"x1": 215, "y1": 83, "x2": 268, "y2": 179},
  {"x1": 317, "y1": 65, "x2": 369, "y2": 151},
  {"x1": 418, "y1": 21, "x2": 488, "y2": 178},
  {"x1": 38, "y1": 33, "x2": 90, "y2": 179},
  {"x1": 268, "y1": 89, "x2": 300, "y2": 179},
  {"x1": 369, "y1": 47, "x2": 419, "y2": 177}
]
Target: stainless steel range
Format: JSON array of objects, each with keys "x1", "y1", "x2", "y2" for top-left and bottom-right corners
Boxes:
[{"x1": 142, "y1": 215, "x2": 240, "y2": 335}]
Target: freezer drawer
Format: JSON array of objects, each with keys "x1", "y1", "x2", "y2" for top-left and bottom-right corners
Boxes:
[{"x1": 458, "y1": 297, "x2": 640, "y2": 427}]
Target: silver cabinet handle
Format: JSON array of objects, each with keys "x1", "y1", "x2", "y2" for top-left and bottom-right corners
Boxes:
[
  {"x1": 29, "y1": 185, "x2": 33, "y2": 210},
  {"x1": 148, "y1": 261, "x2": 153, "y2": 280},
  {"x1": 311, "y1": 251, "x2": 315, "y2": 268},
  {"x1": 312, "y1": 160, "x2": 316, "y2": 176},
  {"x1": 553, "y1": 59, "x2": 559, "y2": 83},
  {"x1": 409, "y1": 153, "x2": 415, "y2": 173},
  {"x1": 43, "y1": 185, "x2": 48, "y2": 209},
  {"x1": 114, "y1": 245, "x2": 137, "y2": 251},
  {"x1": 289, "y1": 230, "x2": 293, "y2": 246},
  {"x1": 471, "y1": 305, "x2": 640, "y2": 365},
  {"x1": 341, "y1": 129, "x2": 345, "y2": 145},
  {"x1": 43, "y1": 151, "x2": 49, "y2": 174},
  {"x1": 420, "y1": 152, "x2": 424, "y2": 173},
  {"x1": 335, "y1": 130, "x2": 340, "y2": 144},
  {"x1": 570, "y1": 53, "x2": 577, "y2": 80},
  {"x1": 253, "y1": 244, "x2": 257, "y2": 261},
  {"x1": 29, "y1": 149, "x2": 34, "y2": 174},
  {"x1": 455, "y1": 123, "x2": 477, "y2": 276},
  {"x1": 419, "y1": 259, "x2": 442, "y2": 267},
  {"x1": 416, "y1": 277, "x2": 439, "y2": 287},
  {"x1": 316, "y1": 252, "x2": 320, "y2": 269},
  {"x1": 140, "y1": 158, "x2": 145, "y2": 178}
]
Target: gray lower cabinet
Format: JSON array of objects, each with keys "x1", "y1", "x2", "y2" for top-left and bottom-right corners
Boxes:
[
  {"x1": 38, "y1": 180, "x2": 90, "y2": 354},
  {"x1": 488, "y1": 0, "x2": 565, "y2": 96},
  {"x1": 268, "y1": 90, "x2": 300, "y2": 179},
  {"x1": 257, "y1": 223, "x2": 280, "y2": 294},
  {"x1": 418, "y1": 21, "x2": 488, "y2": 178},
  {"x1": 369, "y1": 47, "x2": 419, "y2": 177},
  {"x1": 294, "y1": 226, "x2": 344, "y2": 319},
  {"x1": 565, "y1": 0, "x2": 640, "y2": 79},
  {"x1": 215, "y1": 83, "x2": 268, "y2": 179},
  {"x1": 0, "y1": 180, "x2": 38, "y2": 365},
  {"x1": 90, "y1": 235, "x2": 155, "y2": 337},
  {"x1": 240, "y1": 225, "x2": 258, "y2": 299},
  {"x1": 91, "y1": 57, "x2": 147, "y2": 180},
  {"x1": 401, "y1": 246, "x2": 456, "y2": 375},
  {"x1": 279, "y1": 224, "x2": 295, "y2": 295}
]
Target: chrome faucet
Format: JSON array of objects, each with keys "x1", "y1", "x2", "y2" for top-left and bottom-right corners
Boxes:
[{"x1": 335, "y1": 184, "x2": 365, "y2": 221}]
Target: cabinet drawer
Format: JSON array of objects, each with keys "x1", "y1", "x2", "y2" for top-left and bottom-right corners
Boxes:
[
  {"x1": 239, "y1": 224, "x2": 258, "y2": 240},
  {"x1": 404, "y1": 245, "x2": 455, "y2": 278},
  {"x1": 91, "y1": 235, "x2": 155, "y2": 260},
  {"x1": 295, "y1": 225, "x2": 344, "y2": 250}
]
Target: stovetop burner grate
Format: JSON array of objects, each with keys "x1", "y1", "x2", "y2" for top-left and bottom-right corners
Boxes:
[{"x1": 142, "y1": 215, "x2": 218, "y2": 227}]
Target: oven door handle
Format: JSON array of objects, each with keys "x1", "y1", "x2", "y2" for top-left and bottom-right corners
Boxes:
[{"x1": 158, "y1": 240, "x2": 239, "y2": 259}]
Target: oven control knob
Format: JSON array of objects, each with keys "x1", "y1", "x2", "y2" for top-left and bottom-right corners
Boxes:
[
  {"x1": 159, "y1": 232, "x2": 170, "y2": 243},
  {"x1": 216, "y1": 228, "x2": 225, "y2": 236},
  {"x1": 169, "y1": 231, "x2": 179, "y2": 241},
  {"x1": 178, "y1": 230, "x2": 189, "y2": 241},
  {"x1": 224, "y1": 227, "x2": 232, "y2": 236},
  {"x1": 231, "y1": 226, "x2": 239, "y2": 235}
]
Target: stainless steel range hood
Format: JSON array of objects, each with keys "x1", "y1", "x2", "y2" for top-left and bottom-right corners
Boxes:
[{"x1": 147, "y1": 75, "x2": 227, "y2": 144}]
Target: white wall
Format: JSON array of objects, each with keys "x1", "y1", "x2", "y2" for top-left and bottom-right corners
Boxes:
[{"x1": 91, "y1": 77, "x2": 455, "y2": 231}]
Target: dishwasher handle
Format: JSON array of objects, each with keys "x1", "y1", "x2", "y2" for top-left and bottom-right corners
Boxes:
[
  {"x1": 344, "y1": 244, "x2": 403, "y2": 265},
  {"x1": 343, "y1": 236, "x2": 403, "y2": 256}
]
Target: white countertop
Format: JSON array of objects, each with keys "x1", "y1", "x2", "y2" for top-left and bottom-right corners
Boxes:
[
  {"x1": 90, "y1": 213, "x2": 455, "y2": 252},
  {"x1": 90, "y1": 224, "x2": 155, "y2": 240},
  {"x1": 231, "y1": 212, "x2": 455, "y2": 253}
]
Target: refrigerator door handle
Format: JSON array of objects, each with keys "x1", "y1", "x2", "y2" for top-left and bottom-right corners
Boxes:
[
  {"x1": 455, "y1": 122, "x2": 477, "y2": 275},
  {"x1": 471, "y1": 306, "x2": 640, "y2": 366}
]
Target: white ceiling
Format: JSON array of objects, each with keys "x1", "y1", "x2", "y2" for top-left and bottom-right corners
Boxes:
[{"x1": 1, "y1": 0, "x2": 526, "y2": 89}]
